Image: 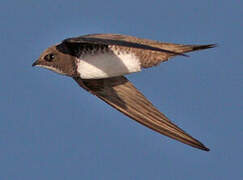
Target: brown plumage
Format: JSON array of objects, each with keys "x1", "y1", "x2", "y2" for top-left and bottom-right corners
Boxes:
[
  {"x1": 64, "y1": 34, "x2": 216, "y2": 68},
  {"x1": 33, "y1": 33, "x2": 216, "y2": 151},
  {"x1": 73, "y1": 76, "x2": 209, "y2": 151}
]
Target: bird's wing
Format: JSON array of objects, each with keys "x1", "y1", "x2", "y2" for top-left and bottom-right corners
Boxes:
[
  {"x1": 73, "y1": 76, "x2": 209, "y2": 151},
  {"x1": 63, "y1": 33, "x2": 216, "y2": 68},
  {"x1": 63, "y1": 34, "x2": 188, "y2": 57}
]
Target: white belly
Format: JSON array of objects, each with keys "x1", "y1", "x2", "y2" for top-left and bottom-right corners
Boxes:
[{"x1": 76, "y1": 50, "x2": 141, "y2": 79}]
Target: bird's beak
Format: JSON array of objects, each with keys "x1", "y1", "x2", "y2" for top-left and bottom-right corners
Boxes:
[{"x1": 32, "y1": 60, "x2": 39, "y2": 67}]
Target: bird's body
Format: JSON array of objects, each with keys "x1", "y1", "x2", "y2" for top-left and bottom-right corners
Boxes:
[
  {"x1": 76, "y1": 45, "x2": 141, "y2": 79},
  {"x1": 33, "y1": 33, "x2": 215, "y2": 151}
]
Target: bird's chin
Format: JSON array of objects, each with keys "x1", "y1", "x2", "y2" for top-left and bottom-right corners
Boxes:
[{"x1": 35, "y1": 64, "x2": 66, "y2": 76}]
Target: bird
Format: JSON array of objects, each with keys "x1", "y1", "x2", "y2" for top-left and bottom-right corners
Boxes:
[{"x1": 32, "y1": 33, "x2": 216, "y2": 151}]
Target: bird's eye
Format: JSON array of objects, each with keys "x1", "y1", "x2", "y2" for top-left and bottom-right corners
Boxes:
[{"x1": 44, "y1": 54, "x2": 55, "y2": 62}]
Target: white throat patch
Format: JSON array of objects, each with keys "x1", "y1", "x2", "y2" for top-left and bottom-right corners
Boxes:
[
  {"x1": 36, "y1": 64, "x2": 64, "y2": 75},
  {"x1": 76, "y1": 50, "x2": 141, "y2": 79}
]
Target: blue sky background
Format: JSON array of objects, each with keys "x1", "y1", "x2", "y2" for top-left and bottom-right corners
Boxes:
[{"x1": 0, "y1": 0, "x2": 242, "y2": 179}]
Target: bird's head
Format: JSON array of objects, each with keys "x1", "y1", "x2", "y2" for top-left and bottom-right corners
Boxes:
[{"x1": 32, "y1": 44, "x2": 77, "y2": 77}]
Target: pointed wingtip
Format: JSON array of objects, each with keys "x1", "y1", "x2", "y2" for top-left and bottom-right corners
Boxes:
[
  {"x1": 178, "y1": 137, "x2": 210, "y2": 152},
  {"x1": 204, "y1": 147, "x2": 210, "y2": 152},
  {"x1": 192, "y1": 43, "x2": 217, "y2": 51},
  {"x1": 199, "y1": 145, "x2": 210, "y2": 152},
  {"x1": 192, "y1": 140, "x2": 210, "y2": 151},
  {"x1": 209, "y1": 44, "x2": 218, "y2": 48}
]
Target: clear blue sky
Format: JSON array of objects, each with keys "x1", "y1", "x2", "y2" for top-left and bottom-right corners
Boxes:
[{"x1": 0, "y1": 1, "x2": 242, "y2": 179}]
